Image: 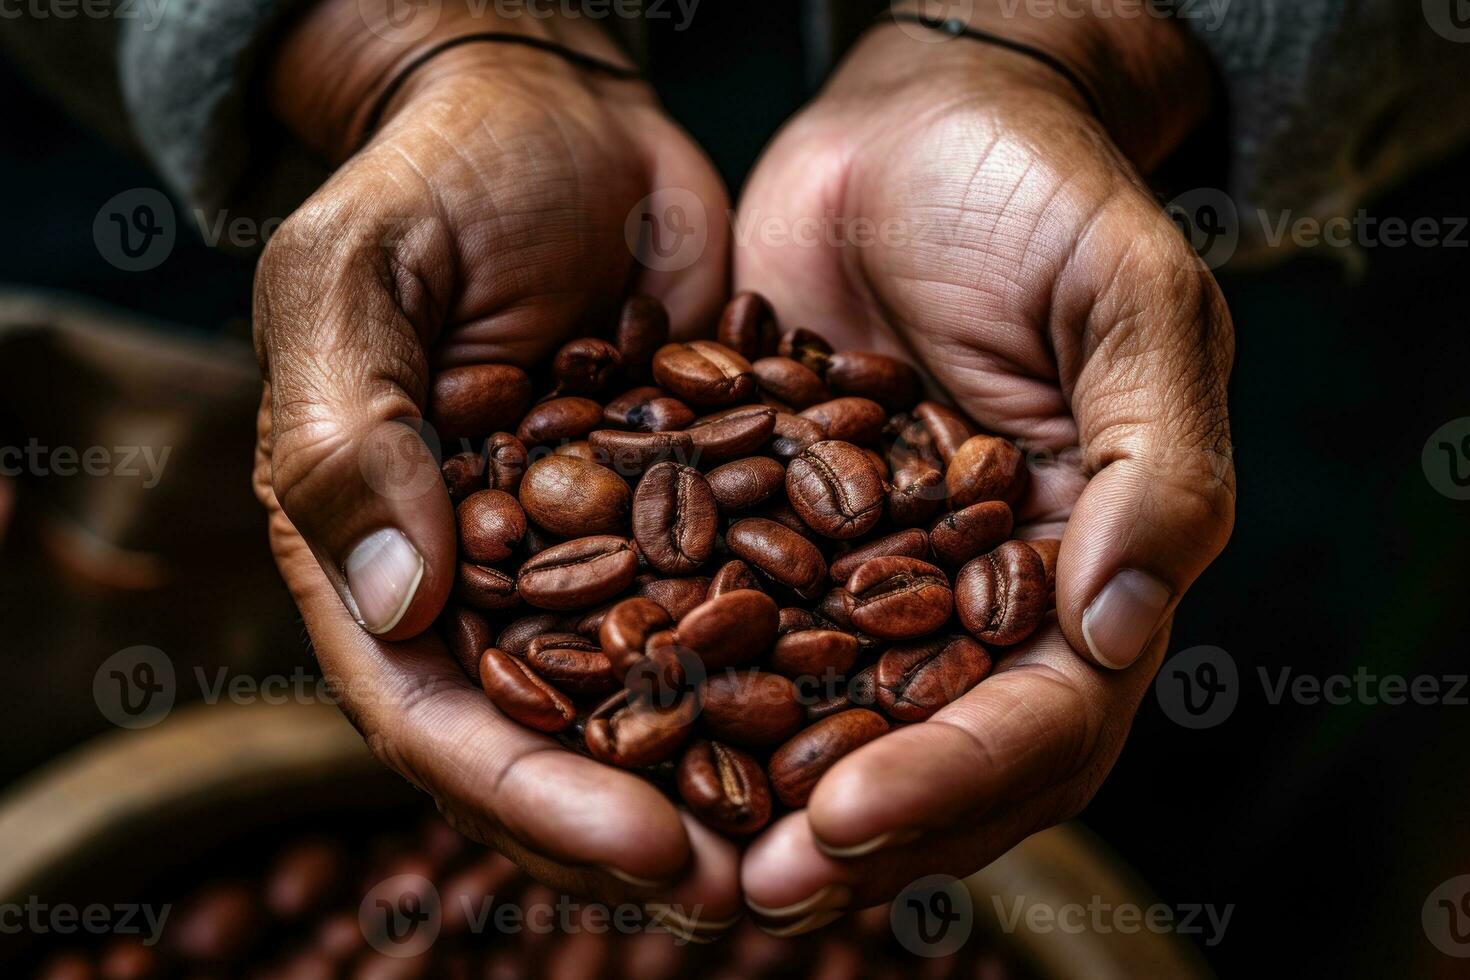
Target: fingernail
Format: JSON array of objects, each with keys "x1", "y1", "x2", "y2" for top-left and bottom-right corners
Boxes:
[
  {"x1": 816, "y1": 828, "x2": 920, "y2": 859},
  {"x1": 344, "y1": 528, "x2": 424, "y2": 634},
  {"x1": 601, "y1": 864, "x2": 674, "y2": 891},
  {"x1": 746, "y1": 884, "x2": 851, "y2": 921},
  {"x1": 757, "y1": 908, "x2": 843, "y2": 937},
  {"x1": 1082, "y1": 568, "x2": 1172, "y2": 669},
  {"x1": 644, "y1": 904, "x2": 741, "y2": 943}
]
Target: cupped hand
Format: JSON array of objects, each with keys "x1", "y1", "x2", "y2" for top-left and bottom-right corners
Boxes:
[
  {"x1": 251, "y1": 1, "x2": 737, "y2": 932},
  {"x1": 733, "y1": 17, "x2": 1235, "y2": 928}
]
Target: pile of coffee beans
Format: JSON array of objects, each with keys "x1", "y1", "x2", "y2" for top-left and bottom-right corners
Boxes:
[{"x1": 437, "y1": 293, "x2": 1058, "y2": 838}]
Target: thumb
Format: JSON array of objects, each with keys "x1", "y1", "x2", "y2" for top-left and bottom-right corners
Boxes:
[{"x1": 1054, "y1": 216, "x2": 1237, "y2": 670}]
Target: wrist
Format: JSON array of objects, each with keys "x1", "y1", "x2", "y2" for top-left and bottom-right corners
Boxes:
[{"x1": 269, "y1": 0, "x2": 632, "y2": 162}]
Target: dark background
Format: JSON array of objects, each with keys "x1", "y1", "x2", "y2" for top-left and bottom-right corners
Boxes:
[{"x1": 3, "y1": 3, "x2": 1468, "y2": 975}]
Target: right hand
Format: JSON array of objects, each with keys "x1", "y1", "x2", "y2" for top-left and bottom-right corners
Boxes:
[{"x1": 251, "y1": 0, "x2": 737, "y2": 934}]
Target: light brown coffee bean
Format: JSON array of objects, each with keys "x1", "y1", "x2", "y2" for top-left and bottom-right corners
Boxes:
[
  {"x1": 725, "y1": 517, "x2": 828, "y2": 595},
  {"x1": 586, "y1": 429, "x2": 695, "y2": 475},
  {"x1": 913, "y1": 401, "x2": 976, "y2": 463},
  {"x1": 552, "y1": 338, "x2": 622, "y2": 395},
  {"x1": 946, "y1": 434, "x2": 1027, "y2": 507},
  {"x1": 876, "y1": 635, "x2": 991, "y2": 722},
  {"x1": 517, "y1": 536, "x2": 638, "y2": 610},
  {"x1": 603, "y1": 386, "x2": 695, "y2": 432},
  {"x1": 687, "y1": 406, "x2": 776, "y2": 464},
  {"x1": 516, "y1": 396, "x2": 604, "y2": 446},
  {"x1": 585, "y1": 688, "x2": 697, "y2": 768},
  {"x1": 955, "y1": 540, "x2": 1048, "y2": 646},
  {"x1": 799, "y1": 397, "x2": 886, "y2": 445},
  {"x1": 456, "y1": 563, "x2": 518, "y2": 610},
  {"x1": 823, "y1": 351, "x2": 920, "y2": 411},
  {"x1": 717, "y1": 292, "x2": 780, "y2": 360},
  {"x1": 598, "y1": 598, "x2": 672, "y2": 680},
  {"x1": 769, "y1": 629, "x2": 859, "y2": 679},
  {"x1": 786, "y1": 440, "x2": 885, "y2": 540},
  {"x1": 752, "y1": 356, "x2": 829, "y2": 409},
  {"x1": 707, "y1": 559, "x2": 762, "y2": 598},
  {"x1": 457, "y1": 490, "x2": 526, "y2": 563},
  {"x1": 862, "y1": 447, "x2": 890, "y2": 480},
  {"x1": 830, "y1": 529, "x2": 930, "y2": 583},
  {"x1": 678, "y1": 589, "x2": 778, "y2": 669},
  {"x1": 677, "y1": 740, "x2": 773, "y2": 836},
  {"x1": 442, "y1": 451, "x2": 487, "y2": 501},
  {"x1": 487, "y1": 432, "x2": 529, "y2": 494},
  {"x1": 519, "y1": 456, "x2": 630, "y2": 537},
  {"x1": 1026, "y1": 538, "x2": 1061, "y2": 593},
  {"x1": 929, "y1": 500, "x2": 1014, "y2": 568},
  {"x1": 480, "y1": 648, "x2": 576, "y2": 732},
  {"x1": 652, "y1": 341, "x2": 756, "y2": 407},
  {"x1": 846, "y1": 556, "x2": 953, "y2": 639},
  {"x1": 768, "y1": 709, "x2": 889, "y2": 808},
  {"x1": 777, "y1": 327, "x2": 833, "y2": 374},
  {"x1": 429, "y1": 365, "x2": 532, "y2": 440},
  {"x1": 705, "y1": 457, "x2": 785, "y2": 512},
  {"x1": 554, "y1": 440, "x2": 596, "y2": 460},
  {"x1": 615, "y1": 295, "x2": 670, "y2": 379},
  {"x1": 632, "y1": 462, "x2": 718, "y2": 575},
  {"x1": 441, "y1": 605, "x2": 496, "y2": 680},
  {"x1": 700, "y1": 671, "x2": 805, "y2": 748}
]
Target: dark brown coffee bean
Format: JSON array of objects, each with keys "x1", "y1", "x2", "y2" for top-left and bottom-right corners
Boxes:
[
  {"x1": 497, "y1": 612, "x2": 566, "y2": 656},
  {"x1": 603, "y1": 386, "x2": 695, "y2": 432},
  {"x1": 946, "y1": 434, "x2": 1027, "y2": 507},
  {"x1": 815, "y1": 587, "x2": 856, "y2": 630},
  {"x1": 554, "y1": 440, "x2": 596, "y2": 460},
  {"x1": 442, "y1": 450, "x2": 487, "y2": 500},
  {"x1": 876, "y1": 635, "x2": 991, "y2": 722},
  {"x1": 652, "y1": 341, "x2": 756, "y2": 407},
  {"x1": 846, "y1": 664, "x2": 879, "y2": 710},
  {"x1": 830, "y1": 529, "x2": 930, "y2": 583},
  {"x1": 716, "y1": 291, "x2": 780, "y2": 360},
  {"x1": 585, "y1": 688, "x2": 697, "y2": 768},
  {"x1": 770, "y1": 411, "x2": 826, "y2": 459},
  {"x1": 480, "y1": 648, "x2": 575, "y2": 732},
  {"x1": 886, "y1": 414, "x2": 944, "y2": 473},
  {"x1": 823, "y1": 351, "x2": 920, "y2": 412},
  {"x1": 518, "y1": 456, "x2": 630, "y2": 537},
  {"x1": 523, "y1": 631, "x2": 590, "y2": 656},
  {"x1": 430, "y1": 365, "x2": 532, "y2": 440},
  {"x1": 440, "y1": 855, "x2": 522, "y2": 937},
  {"x1": 754, "y1": 497, "x2": 815, "y2": 536},
  {"x1": 599, "y1": 599, "x2": 671, "y2": 680},
  {"x1": 799, "y1": 397, "x2": 886, "y2": 445},
  {"x1": 778, "y1": 607, "x2": 823, "y2": 634},
  {"x1": 786, "y1": 440, "x2": 886, "y2": 540},
  {"x1": 586, "y1": 429, "x2": 695, "y2": 475},
  {"x1": 725, "y1": 518, "x2": 828, "y2": 595},
  {"x1": 170, "y1": 882, "x2": 264, "y2": 963},
  {"x1": 777, "y1": 327, "x2": 833, "y2": 373},
  {"x1": 521, "y1": 524, "x2": 561, "y2": 556},
  {"x1": 99, "y1": 939, "x2": 160, "y2": 980},
  {"x1": 526, "y1": 639, "x2": 618, "y2": 700},
  {"x1": 707, "y1": 559, "x2": 762, "y2": 598},
  {"x1": 552, "y1": 338, "x2": 622, "y2": 395},
  {"x1": 955, "y1": 540, "x2": 1048, "y2": 646},
  {"x1": 1026, "y1": 538, "x2": 1061, "y2": 593},
  {"x1": 677, "y1": 739, "x2": 773, "y2": 836},
  {"x1": 516, "y1": 396, "x2": 603, "y2": 446},
  {"x1": 887, "y1": 462, "x2": 948, "y2": 527},
  {"x1": 615, "y1": 295, "x2": 670, "y2": 379},
  {"x1": 441, "y1": 605, "x2": 496, "y2": 679},
  {"x1": 768, "y1": 709, "x2": 889, "y2": 808},
  {"x1": 678, "y1": 589, "x2": 778, "y2": 669},
  {"x1": 487, "y1": 432, "x2": 529, "y2": 494},
  {"x1": 632, "y1": 462, "x2": 718, "y2": 575},
  {"x1": 456, "y1": 563, "x2": 519, "y2": 610},
  {"x1": 913, "y1": 401, "x2": 976, "y2": 463},
  {"x1": 517, "y1": 536, "x2": 638, "y2": 610},
  {"x1": 457, "y1": 489, "x2": 526, "y2": 563},
  {"x1": 929, "y1": 500, "x2": 1014, "y2": 568},
  {"x1": 265, "y1": 838, "x2": 346, "y2": 921},
  {"x1": 862, "y1": 447, "x2": 891, "y2": 480},
  {"x1": 846, "y1": 556, "x2": 953, "y2": 640},
  {"x1": 630, "y1": 575, "x2": 712, "y2": 621},
  {"x1": 752, "y1": 356, "x2": 829, "y2": 409},
  {"x1": 769, "y1": 629, "x2": 859, "y2": 679},
  {"x1": 687, "y1": 406, "x2": 776, "y2": 464},
  {"x1": 803, "y1": 687, "x2": 851, "y2": 722},
  {"x1": 700, "y1": 671, "x2": 804, "y2": 748}
]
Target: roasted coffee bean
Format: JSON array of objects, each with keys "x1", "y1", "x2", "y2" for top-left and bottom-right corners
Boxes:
[
  {"x1": 846, "y1": 664, "x2": 879, "y2": 710},
  {"x1": 769, "y1": 411, "x2": 826, "y2": 459},
  {"x1": 700, "y1": 671, "x2": 805, "y2": 748},
  {"x1": 705, "y1": 455, "x2": 787, "y2": 514},
  {"x1": 521, "y1": 524, "x2": 561, "y2": 556},
  {"x1": 442, "y1": 451, "x2": 487, "y2": 500},
  {"x1": 717, "y1": 292, "x2": 780, "y2": 360},
  {"x1": 861, "y1": 447, "x2": 890, "y2": 480},
  {"x1": 677, "y1": 740, "x2": 773, "y2": 836},
  {"x1": 517, "y1": 536, "x2": 638, "y2": 610},
  {"x1": 725, "y1": 518, "x2": 827, "y2": 595},
  {"x1": 913, "y1": 401, "x2": 976, "y2": 463},
  {"x1": 786, "y1": 440, "x2": 886, "y2": 540},
  {"x1": 554, "y1": 440, "x2": 597, "y2": 460},
  {"x1": 678, "y1": 589, "x2": 778, "y2": 669},
  {"x1": 652, "y1": 341, "x2": 756, "y2": 407},
  {"x1": 586, "y1": 429, "x2": 695, "y2": 474},
  {"x1": 171, "y1": 882, "x2": 264, "y2": 964},
  {"x1": 778, "y1": 607, "x2": 823, "y2": 634},
  {"x1": 458, "y1": 490, "x2": 527, "y2": 563},
  {"x1": 456, "y1": 563, "x2": 519, "y2": 610},
  {"x1": 497, "y1": 612, "x2": 566, "y2": 656},
  {"x1": 823, "y1": 351, "x2": 920, "y2": 412},
  {"x1": 947, "y1": 434, "x2": 1027, "y2": 507},
  {"x1": 599, "y1": 598, "x2": 672, "y2": 679},
  {"x1": 830, "y1": 529, "x2": 930, "y2": 583},
  {"x1": 100, "y1": 939, "x2": 160, "y2": 980},
  {"x1": 523, "y1": 631, "x2": 589, "y2": 657},
  {"x1": 752, "y1": 356, "x2": 829, "y2": 409},
  {"x1": 846, "y1": 556, "x2": 953, "y2": 639},
  {"x1": 707, "y1": 559, "x2": 762, "y2": 598},
  {"x1": 875, "y1": 635, "x2": 991, "y2": 722},
  {"x1": 429, "y1": 364, "x2": 532, "y2": 440},
  {"x1": 615, "y1": 295, "x2": 670, "y2": 379},
  {"x1": 585, "y1": 688, "x2": 697, "y2": 768},
  {"x1": 887, "y1": 462, "x2": 947, "y2": 527},
  {"x1": 815, "y1": 587, "x2": 855, "y2": 630},
  {"x1": 799, "y1": 397, "x2": 886, "y2": 446},
  {"x1": 755, "y1": 497, "x2": 816, "y2": 536},
  {"x1": 487, "y1": 432, "x2": 529, "y2": 494},
  {"x1": 955, "y1": 540, "x2": 1048, "y2": 646},
  {"x1": 526, "y1": 639, "x2": 618, "y2": 700},
  {"x1": 687, "y1": 406, "x2": 776, "y2": 463},
  {"x1": 632, "y1": 462, "x2": 718, "y2": 575},
  {"x1": 632, "y1": 628, "x2": 695, "y2": 704},
  {"x1": 769, "y1": 629, "x2": 859, "y2": 679},
  {"x1": 265, "y1": 838, "x2": 346, "y2": 921},
  {"x1": 777, "y1": 327, "x2": 833, "y2": 374},
  {"x1": 440, "y1": 855, "x2": 522, "y2": 936},
  {"x1": 441, "y1": 605, "x2": 496, "y2": 679},
  {"x1": 886, "y1": 413, "x2": 944, "y2": 472},
  {"x1": 803, "y1": 687, "x2": 851, "y2": 722},
  {"x1": 603, "y1": 386, "x2": 695, "y2": 432},
  {"x1": 768, "y1": 709, "x2": 889, "y2": 808},
  {"x1": 519, "y1": 456, "x2": 630, "y2": 537},
  {"x1": 552, "y1": 338, "x2": 621, "y2": 395},
  {"x1": 630, "y1": 575, "x2": 712, "y2": 621},
  {"x1": 516, "y1": 396, "x2": 603, "y2": 446},
  {"x1": 929, "y1": 500, "x2": 1014, "y2": 568},
  {"x1": 480, "y1": 648, "x2": 575, "y2": 732},
  {"x1": 1027, "y1": 538, "x2": 1061, "y2": 593}
]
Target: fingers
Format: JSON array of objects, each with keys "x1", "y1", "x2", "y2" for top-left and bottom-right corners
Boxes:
[{"x1": 1053, "y1": 199, "x2": 1236, "y2": 669}]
